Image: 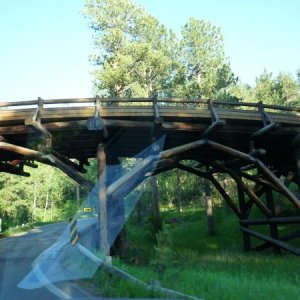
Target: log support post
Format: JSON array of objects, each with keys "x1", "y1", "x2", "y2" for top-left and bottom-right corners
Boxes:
[
  {"x1": 150, "y1": 95, "x2": 162, "y2": 232},
  {"x1": 265, "y1": 189, "x2": 280, "y2": 254},
  {"x1": 97, "y1": 143, "x2": 110, "y2": 257},
  {"x1": 238, "y1": 186, "x2": 251, "y2": 251}
]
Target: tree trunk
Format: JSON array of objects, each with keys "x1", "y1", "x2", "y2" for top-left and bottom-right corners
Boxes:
[
  {"x1": 32, "y1": 182, "x2": 37, "y2": 220},
  {"x1": 204, "y1": 178, "x2": 214, "y2": 235},
  {"x1": 276, "y1": 171, "x2": 294, "y2": 214},
  {"x1": 97, "y1": 144, "x2": 109, "y2": 255},
  {"x1": 176, "y1": 169, "x2": 183, "y2": 212},
  {"x1": 50, "y1": 201, "x2": 53, "y2": 221},
  {"x1": 76, "y1": 183, "x2": 80, "y2": 209},
  {"x1": 151, "y1": 175, "x2": 161, "y2": 232},
  {"x1": 136, "y1": 201, "x2": 142, "y2": 225},
  {"x1": 43, "y1": 190, "x2": 49, "y2": 222}
]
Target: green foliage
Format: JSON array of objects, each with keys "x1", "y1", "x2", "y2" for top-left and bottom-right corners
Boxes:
[
  {"x1": 83, "y1": 0, "x2": 175, "y2": 97},
  {"x1": 84, "y1": 0, "x2": 236, "y2": 99},
  {"x1": 89, "y1": 267, "x2": 164, "y2": 298},
  {"x1": 150, "y1": 223, "x2": 179, "y2": 277},
  {"x1": 83, "y1": 0, "x2": 300, "y2": 105},
  {"x1": 177, "y1": 18, "x2": 237, "y2": 98},
  {"x1": 0, "y1": 163, "x2": 79, "y2": 231},
  {"x1": 231, "y1": 70, "x2": 300, "y2": 105}
]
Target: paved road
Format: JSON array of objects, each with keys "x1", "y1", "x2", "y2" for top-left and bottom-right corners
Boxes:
[{"x1": 0, "y1": 221, "x2": 97, "y2": 300}]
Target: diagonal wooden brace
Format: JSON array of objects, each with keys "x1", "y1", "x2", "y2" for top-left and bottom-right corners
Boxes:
[
  {"x1": 201, "y1": 99, "x2": 225, "y2": 138},
  {"x1": 25, "y1": 97, "x2": 53, "y2": 147},
  {"x1": 251, "y1": 101, "x2": 280, "y2": 139}
]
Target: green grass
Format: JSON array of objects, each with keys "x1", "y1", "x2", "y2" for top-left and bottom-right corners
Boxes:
[
  {"x1": 85, "y1": 205, "x2": 300, "y2": 299},
  {"x1": 0, "y1": 219, "x2": 63, "y2": 238}
]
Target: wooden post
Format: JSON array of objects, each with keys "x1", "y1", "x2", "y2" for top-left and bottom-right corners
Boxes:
[
  {"x1": 97, "y1": 143, "x2": 110, "y2": 256},
  {"x1": 238, "y1": 186, "x2": 251, "y2": 251},
  {"x1": 265, "y1": 189, "x2": 280, "y2": 254},
  {"x1": 204, "y1": 178, "x2": 214, "y2": 235}
]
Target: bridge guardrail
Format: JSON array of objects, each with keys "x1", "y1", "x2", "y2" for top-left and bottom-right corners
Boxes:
[{"x1": 1, "y1": 97, "x2": 300, "y2": 114}]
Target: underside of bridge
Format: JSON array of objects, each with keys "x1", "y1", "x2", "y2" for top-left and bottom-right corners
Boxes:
[{"x1": 1, "y1": 97, "x2": 300, "y2": 256}]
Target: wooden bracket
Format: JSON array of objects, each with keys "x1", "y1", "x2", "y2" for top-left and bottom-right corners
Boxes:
[
  {"x1": 25, "y1": 97, "x2": 53, "y2": 147},
  {"x1": 201, "y1": 99, "x2": 226, "y2": 138},
  {"x1": 0, "y1": 162, "x2": 30, "y2": 177},
  {"x1": 151, "y1": 94, "x2": 163, "y2": 139},
  {"x1": 251, "y1": 101, "x2": 280, "y2": 139},
  {"x1": 86, "y1": 97, "x2": 108, "y2": 139}
]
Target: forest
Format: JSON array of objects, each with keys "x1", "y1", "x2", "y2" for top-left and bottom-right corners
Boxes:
[{"x1": 1, "y1": 0, "x2": 300, "y2": 299}]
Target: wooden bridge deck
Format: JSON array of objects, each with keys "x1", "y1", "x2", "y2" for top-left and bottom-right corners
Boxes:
[
  {"x1": 1, "y1": 98, "x2": 300, "y2": 168},
  {"x1": 1, "y1": 97, "x2": 300, "y2": 256}
]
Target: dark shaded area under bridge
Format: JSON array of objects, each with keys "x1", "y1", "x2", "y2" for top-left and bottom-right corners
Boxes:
[{"x1": 0, "y1": 97, "x2": 300, "y2": 256}]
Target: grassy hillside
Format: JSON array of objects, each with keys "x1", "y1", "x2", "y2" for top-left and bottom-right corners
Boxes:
[{"x1": 85, "y1": 206, "x2": 300, "y2": 299}]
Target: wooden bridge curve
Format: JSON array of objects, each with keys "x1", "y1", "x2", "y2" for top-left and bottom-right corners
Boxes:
[{"x1": 1, "y1": 97, "x2": 300, "y2": 256}]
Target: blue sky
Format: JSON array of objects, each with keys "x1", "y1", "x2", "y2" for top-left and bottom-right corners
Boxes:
[{"x1": 1, "y1": 0, "x2": 299, "y2": 101}]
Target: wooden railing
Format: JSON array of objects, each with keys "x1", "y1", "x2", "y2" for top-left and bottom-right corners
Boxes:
[{"x1": 1, "y1": 97, "x2": 300, "y2": 114}]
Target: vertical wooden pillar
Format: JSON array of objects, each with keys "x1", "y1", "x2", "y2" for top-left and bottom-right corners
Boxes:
[
  {"x1": 238, "y1": 186, "x2": 251, "y2": 251},
  {"x1": 204, "y1": 178, "x2": 214, "y2": 235},
  {"x1": 265, "y1": 189, "x2": 280, "y2": 254},
  {"x1": 97, "y1": 143, "x2": 109, "y2": 255}
]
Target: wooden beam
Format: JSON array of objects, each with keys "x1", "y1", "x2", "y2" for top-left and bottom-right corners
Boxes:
[
  {"x1": 237, "y1": 170, "x2": 279, "y2": 192},
  {"x1": 0, "y1": 163, "x2": 30, "y2": 177},
  {"x1": 0, "y1": 135, "x2": 7, "y2": 142},
  {"x1": 237, "y1": 186, "x2": 251, "y2": 251},
  {"x1": 240, "y1": 216, "x2": 300, "y2": 225},
  {"x1": 176, "y1": 162, "x2": 242, "y2": 218},
  {"x1": 161, "y1": 140, "x2": 206, "y2": 160},
  {"x1": 265, "y1": 188, "x2": 280, "y2": 253},
  {"x1": 0, "y1": 142, "x2": 42, "y2": 159},
  {"x1": 43, "y1": 154, "x2": 93, "y2": 191},
  {"x1": 241, "y1": 226, "x2": 300, "y2": 256},
  {"x1": 225, "y1": 168, "x2": 272, "y2": 217},
  {"x1": 107, "y1": 156, "x2": 155, "y2": 200},
  {"x1": 50, "y1": 149, "x2": 87, "y2": 173},
  {"x1": 256, "y1": 160, "x2": 300, "y2": 209},
  {"x1": 256, "y1": 230, "x2": 300, "y2": 252}
]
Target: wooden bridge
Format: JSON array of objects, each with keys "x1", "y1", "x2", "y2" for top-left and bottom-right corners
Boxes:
[{"x1": 1, "y1": 97, "x2": 300, "y2": 256}]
